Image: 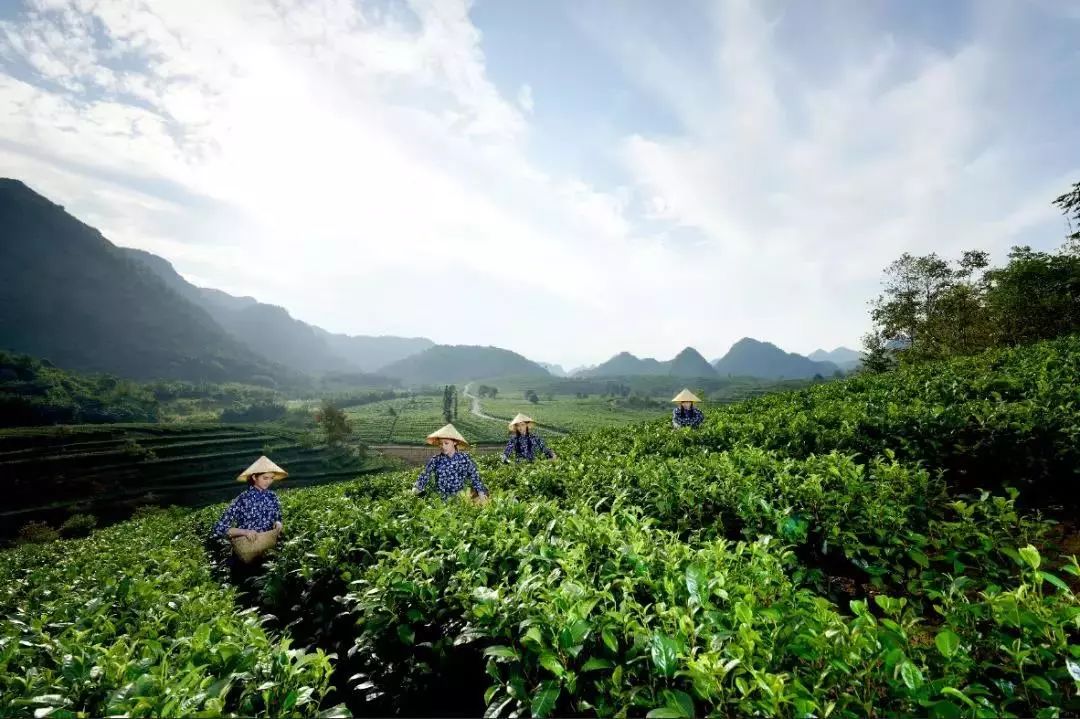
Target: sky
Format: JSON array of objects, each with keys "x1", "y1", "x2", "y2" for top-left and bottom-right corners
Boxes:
[{"x1": 1, "y1": 0, "x2": 1078, "y2": 370}]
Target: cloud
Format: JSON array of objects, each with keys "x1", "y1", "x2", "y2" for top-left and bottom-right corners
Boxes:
[
  {"x1": 517, "y1": 83, "x2": 533, "y2": 113},
  {"x1": 0, "y1": 0, "x2": 1077, "y2": 367}
]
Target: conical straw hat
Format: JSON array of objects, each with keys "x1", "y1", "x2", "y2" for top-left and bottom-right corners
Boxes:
[
  {"x1": 426, "y1": 423, "x2": 470, "y2": 448},
  {"x1": 671, "y1": 389, "x2": 701, "y2": 403},
  {"x1": 508, "y1": 413, "x2": 535, "y2": 431},
  {"x1": 237, "y1": 455, "x2": 288, "y2": 482}
]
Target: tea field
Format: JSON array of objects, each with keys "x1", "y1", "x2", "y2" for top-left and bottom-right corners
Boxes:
[
  {"x1": 0, "y1": 423, "x2": 385, "y2": 541},
  {"x1": 478, "y1": 395, "x2": 663, "y2": 435},
  {"x1": 2, "y1": 336, "x2": 1079, "y2": 718},
  {"x1": 345, "y1": 395, "x2": 508, "y2": 445}
]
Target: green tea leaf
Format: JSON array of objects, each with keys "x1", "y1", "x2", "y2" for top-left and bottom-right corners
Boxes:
[
  {"x1": 1067, "y1": 659, "x2": 1080, "y2": 681},
  {"x1": 685, "y1": 564, "x2": 707, "y2": 605},
  {"x1": 1038, "y1": 571, "x2": 1069, "y2": 591},
  {"x1": 934, "y1": 630, "x2": 961, "y2": 658},
  {"x1": 397, "y1": 625, "x2": 415, "y2": 645},
  {"x1": 899, "y1": 661, "x2": 923, "y2": 690},
  {"x1": 581, "y1": 658, "x2": 614, "y2": 672},
  {"x1": 484, "y1": 646, "x2": 518, "y2": 660},
  {"x1": 1018, "y1": 545, "x2": 1041, "y2": 570},
  {"x1": 539, "y1": 653, "x2": 565, "y2": 677},
  {"x1": 645, "y1": 709, "x2": 687, "y2": 719},
  {"x1": 530, "y1": 680, "x2": 560, "y2": 718},
  {"x1": 650, "y1": 633, "x2": 679, "y2": 678}
]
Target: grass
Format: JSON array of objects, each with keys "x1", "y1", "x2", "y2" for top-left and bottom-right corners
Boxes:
[{"x1": 346, "y1": 395, "x2": 507, "y2": 445}]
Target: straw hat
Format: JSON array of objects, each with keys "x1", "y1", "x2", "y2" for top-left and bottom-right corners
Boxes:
[
  {"x1": 671, "y1": 389, "x2": 702, "y2": 404},
  {"x1": 508, "y1": 413, "x2": 535, "y2": 431},
  {"x1": 426, "y1": 423, "x2": 470, "y2": 449},
  {"x1": 236, "y1": 455, "x2": 288, "y2": 482}
]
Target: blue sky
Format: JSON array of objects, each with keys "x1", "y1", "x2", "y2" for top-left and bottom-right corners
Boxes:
[{"x1": 1, "y1": 0, "x2": 1077, "y2": 369}]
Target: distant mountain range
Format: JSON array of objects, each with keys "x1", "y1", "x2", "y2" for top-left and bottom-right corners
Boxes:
[
  {"x1": 713, "y1": 338, "x2": 841, "y2": 379},
  {"x1": 124, "y1": 248, "x2": 433, "y2": 374},
  {"x1": 808, "y1": 346, "x2": 862, "y2": 371},
  {"x1": 0, "y1": 178, "x2": 859, "y2": 386},
  {"x1": 576, "y1": 342, "x2": 842, "y2": 381},
  {"x1": 379, "y1": 345, "x2": 550, "y2": 384}
]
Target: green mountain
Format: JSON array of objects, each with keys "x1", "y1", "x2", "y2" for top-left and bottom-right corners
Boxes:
[
  {"x1": 667, "y1": 347, "x2": 718, "y2": 377},
  {"x1": 581, "y1": 347, "x2": 718, "y2": 378},
  {"x1": 809, "y1": 346, "x2": 862, "y2": 371},
  {"x1": 379, "y1": 345, "x2": 551, "y2": 384},
  {"x1": 0, "y1": 179, "x2": 294, "y2": 384},
  {"x1": 713, "y1": 338, "x2": 839, "y2": 379},
  {"x1": 124, "y1": 248, "x2": 434, "y2": 374}
]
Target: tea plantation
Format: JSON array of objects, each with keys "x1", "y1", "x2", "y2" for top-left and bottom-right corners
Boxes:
[
  {"x1": 0, "y1": 423, "x2": 383, "y2": 540},
  {"x1": 2, "y1": 336, "x2": 1078, "y2": 718}
]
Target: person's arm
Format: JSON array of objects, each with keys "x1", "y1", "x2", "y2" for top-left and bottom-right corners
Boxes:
[
  {"x1": 536, "y1": 435, "x2": 555, "y2": 459},
  {"x1": 672, "y1": 408, "x2": 681, "y2": 428},
  {"x1": 414, "y1": 456, "x2": 437, "y2": 494},
  {"x1": 213, "y1": 496, "x2": 242, "y2": 539},
  {"x1": 466, "y1": 455, "x2": 488, "y2": 497},
  {"x1": 271, "y1": 493, "x2": 283, "y2": 531},
  {"x1": 502, "y1": 437, "x2": 514, "y2": 463}
]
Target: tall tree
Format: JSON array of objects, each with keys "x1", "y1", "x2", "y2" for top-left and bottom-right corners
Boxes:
[{"x1": 316, "y1": 400, "x2": 352, "y2": 446}]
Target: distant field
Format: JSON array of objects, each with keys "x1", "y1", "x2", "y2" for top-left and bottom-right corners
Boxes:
[
  {"x1": 0, "y1": 423, "x2": 384, "y2": 540},
  {"x1": 346, "y1": 395, "x2": 507, "y2": 445},
  {"x1": 485, "y1": 374, "x2": 818, "y2": 400},
  {"x1": 479, "y1": 396, "x2": 663, "y2": 434}
]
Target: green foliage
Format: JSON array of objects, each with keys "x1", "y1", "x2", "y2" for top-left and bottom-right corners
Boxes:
[
  {"x1": 4, "y1": 336, "x2": 1079, "y2": 717},
  {"x1": 220, "y1": 400, "x2": 288, "y2": 423},
  {"x1": 316, "y1": 401, "x2": 353, "y2": 446},
  {"x1": 0, "y1": 509, "x2": 340, "y2": 717},
  {"x1": 15, "y1": 521, "x2": 59, "y2": 545},
  {"x1": 59, "y1": 513, "x2": 97, "y2": 538},
  {"x1": 0, "y1": 350, "x2": 160, "y2": 426}
]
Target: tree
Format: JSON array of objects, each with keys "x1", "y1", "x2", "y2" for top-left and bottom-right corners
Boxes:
[
  {"x1": 442, "y1": 385, "x2": 454, "y2": 424},
  {"x1": 452, "y1": 386, "x2": 458, "y2": 419},
  {"x1": 525, "y1": 389, "x2": 539, "y2": 404},
  {"x1": 859, "y1": 331, "x2": 896, "y2": 374},
  {"x1": 1053, "y1": 181, "x2": 1080, "y2": 247},
  {"x1": 984, "y1": 245, "x2": 1080, "y2": 346},
  {"x1": 316, "y1": 400, "x2": 352, "y2": 446},
  {"x1": 868, "y1": 250, "x2": 992, "y2": 363}
]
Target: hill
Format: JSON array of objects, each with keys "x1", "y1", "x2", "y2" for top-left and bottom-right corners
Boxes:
[
  {"x1": 124, "y1": 248, "x2": 433, "y2": 374},
  {"x1": 713, "y1": 337, "x2": 839, "y2": 378},
  {"x1": 537, "y1": 362, "x2": 568, "y2": 377},
  {"x1": 0, "y1": 179, "x2": 294, "y2": 385},
  {"x1": 378, "y1": 345, "x2": 551, "y2": 384},
  {"x1": 809, "y1": 346, "x2": 862, "y2": 370},
  {"x1": 580, "y1": 347, "x2": 717, "y2": 378},
  {"x1": 4, "y1": 335, "x2": 1075, "y2": 717},
  {"x1": 667, "y1": 346, "x2": 718, "y2": 377}
]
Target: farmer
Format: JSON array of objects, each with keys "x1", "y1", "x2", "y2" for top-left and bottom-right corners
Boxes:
[
  {"x1": 212, "y1": 455, "x2": 285, "y2": 563},
  {"x1": 502, "y1": 413, "x2": 557, "y2": 463},
  {"x1": 414, "y1": 424, "x2": 490, "y2": 503},
  {"x1": 671, "y1": 389, "x2": 705, "y2": 429}
]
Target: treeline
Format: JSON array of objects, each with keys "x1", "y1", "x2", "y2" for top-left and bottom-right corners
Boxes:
[
  {"x1": 865, "y1": 182, "x2": 1080, "y2": 369},
  {"x1": 0, "y1": 351, "x2": 159, "y2": 426}
]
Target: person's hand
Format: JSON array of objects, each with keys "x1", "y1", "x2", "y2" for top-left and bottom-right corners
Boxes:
[
  {"x1": 245, "y1": 529, "x2": 258, "y2": 539},
  {"x1": 551, "y1": 453, "x2": 558, "y2": 461},
  {"x1": 273, "y1": 521, "x2": 283, "y2": 531}
]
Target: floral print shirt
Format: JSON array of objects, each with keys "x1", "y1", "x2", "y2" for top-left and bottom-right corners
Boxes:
[
  {"x1": 672, "y1": 405, "x2": 705, "y2": 428},
  {"x1": 212, "y1": 488, "x2": 282, "y2": 537},
  {"x1": 502, "y1": 433, "x2": 555, "y2": 462},
  {"x1": 415, "y1": 451, "x2": 488, "y2": 499}
]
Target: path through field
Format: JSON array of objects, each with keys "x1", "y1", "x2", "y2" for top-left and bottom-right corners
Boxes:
[
  {"x1": 462, "y1": 383, "x2": 499, "y2": 421},
  {"x1": 463, "y1": 383, "x2": 567, "y2": 436}
]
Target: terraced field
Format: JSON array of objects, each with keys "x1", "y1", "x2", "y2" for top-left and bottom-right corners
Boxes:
[
  {"x1": 346, "y1": 395, "x2": 507, "y2": 445},
  {"x1": 479, "y1": 396, "x2": 664, "y2": 434},
  {"x1": 0, "y1": 423, "x2": 384, "y2": 540}
]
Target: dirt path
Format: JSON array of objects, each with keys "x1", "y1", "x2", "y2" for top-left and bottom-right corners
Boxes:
[
  {"x1": 462, "y1": 383, "x2": 567, "y2": 436},
  {"x1": 462, "y1": 383, "x2": 501, "y2": 421}
]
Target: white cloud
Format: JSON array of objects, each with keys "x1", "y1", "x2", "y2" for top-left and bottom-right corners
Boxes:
[
  {"x1": 517, "y1": 83, "x2": 533, "y2": 114},
  {"x1": 0, "y1": 0, "x2": 1076, "y2": 367}
]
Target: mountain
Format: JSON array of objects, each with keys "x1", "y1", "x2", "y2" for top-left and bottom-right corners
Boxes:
[
  {"x1": 538, "y1": 362, "x2": 568, "y2": 377},
  {"x1": 567, "y1": 364, "x2": 596, "y2": 377},
  {"x1": 667, "y1": 347, "x2": 719, "y2": 377},
  {"x1": 579, "y1": 347, "x2": 717, "y2": 378},
  {"x1": 808, "y1": 346, "x2": 862, "y2": 371},
  {"x1": 713, "y1": 338, "x2": 839, "y2": 379},
  {"x1": 580, "y1": 352, "x2": 664, "y2": 377},
  {"x1": 124, "y1": 248, "x2": 434, "y2": 374},
  {"x1": 379, "y1": 345, "x2": 551, "y2": 384},
  {"x1": 0, "y1": 179, "x2": 296, "y2": 384}
]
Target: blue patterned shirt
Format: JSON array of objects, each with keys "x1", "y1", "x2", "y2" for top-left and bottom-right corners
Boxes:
[
  {"x1": 415, "y1": 451, "x2": 488, "y2": 499},
  {"x1": 212, "y1": 488, "x2": 283, "y2": 537},
  {"x1": 502, "y1": 433, "x2": 555, "y2": 462},
  {"x1": 672, "y1": 405, "x2": 705, "y2": 428}
]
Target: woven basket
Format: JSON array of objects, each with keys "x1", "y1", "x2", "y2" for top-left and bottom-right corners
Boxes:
[{"x1": 230, "y1": 526, "x2": 280, "y2": 564}]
